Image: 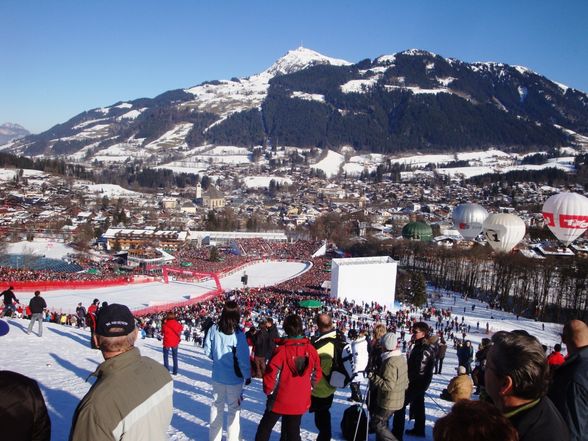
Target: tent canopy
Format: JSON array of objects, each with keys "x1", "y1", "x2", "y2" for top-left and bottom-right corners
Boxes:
[{"x1": 299, "y1": 299, "x2": 323, "y2": 309}]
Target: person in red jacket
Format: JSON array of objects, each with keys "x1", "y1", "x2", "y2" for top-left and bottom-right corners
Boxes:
[
  {"x1": 87, "y1": 299, "x2": 100, "y2": 349},
  {"x1": 547, "y1": 343, "x2": 566, "y2": 367},
  {"x1": 162, "y1": 312, "x2": 183, "y2": 375},
  {"x1": 255, "y1": 314, "x2": 321, "y2": 441}
]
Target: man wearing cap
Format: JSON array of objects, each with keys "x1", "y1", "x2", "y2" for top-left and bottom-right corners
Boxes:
[
  {"x1": 310, "y1": 313, "x2": 338, "y2": 441},
  {"x1": 26, "y1": 290, "x2": 47, "y2": 337},
  {"x1": 368, "y1": 332, "x2": 409, "y2": 441},
  {"x1": 69, "y1": 304, "x2": 173, "y2": 441},
  {"x1": 441, "y1": 366, "x2": 473, "y2": 402},
  {"x1": 0, "y1": 286, "x2": 19, "y2": 318}
]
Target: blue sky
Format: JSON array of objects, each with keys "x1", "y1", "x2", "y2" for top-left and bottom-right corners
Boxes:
[{"x1": 2, "y1": 0, "x2": 587, "y2": 134}]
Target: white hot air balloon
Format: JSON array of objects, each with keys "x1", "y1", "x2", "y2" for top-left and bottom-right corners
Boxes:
[
  {"x1": 542, "y1": 192, "x2": 588, "y2": 246},
  {"x1": 482, "y1": 213, "x2": 526, "y2": 253},
  {"x1": 452, "y1": 203, "x2": 489, "y2": 240}
]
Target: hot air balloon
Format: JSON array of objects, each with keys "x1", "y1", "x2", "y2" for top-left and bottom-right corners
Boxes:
[
  {"x1": 482, "y1": 213, "x2": 526, "y2": 253},
  {"x1": 402, "y1": 221, "x2": 433, "y2": 242},
  {"x1": 452, "y1": 203, "x2": 489, "y2": 240},
  {"x1": 542, "y1": 192, "x2": 588, "y2": 246}
]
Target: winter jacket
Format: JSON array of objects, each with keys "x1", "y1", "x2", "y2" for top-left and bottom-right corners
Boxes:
[
  {"x1": 267, "y1": 324, "x2": 280, "y2": 358},
  {"x1": 87, "y1": 304, "x2": 98, "y2": 330},
  {"x1": 162, "y1": 319, "x2": 183, "y2": 348},
  {"x1": 204, "y1": 324, "x2": 251, "y2": 385},
  {"x1": 447, "y1": 373, "x2": 473, "y2": 401},
  {"x1": 69, "y1": 347, "x2": 173, "y2": 441},
  {"x1": 253, "y1": 328, "x2": 271, "y2": 358},
  {"x1": 29, "y1": 296, "x2": 47, "y2": 314},
  {"x1": 427, "y1": 335, "x2": 440, "y2": 362},
  {"x1": 407, "y1": 337, "x2": 435, "y2": 392},
  {"x1": 76, "y1": 306, "x2": 86, "y2": 319},
  {"x1": 350, "y1": 336, "x2": 370, "y2": 375},
  {"x1": 547, "y1": 351, "x2": 565, "y2": 367},
  {"x1": 263, "y1": 337, "x2": 321, "y2": 415},
  {"x1": 437, "y1": 342, "x2": 447, "y2": 359},
  {"x1": 370, "y1": 350, "x2": 409, "y2": 411},
  {"x1": 507, "y1": 397, "x2": 569, "y2": 441},
  {"x1": 0, "y1": 370, "x2": 51, "y2": 441},
  {"x1": 311, "y1": 330, "x2": 337, "y2": 398},
  {"x1": 2, "y1": 289, "x2": 17, "y2": 305},
  {"x1": 457, "y1": 344, "x2": 473, "y2": 366},
  {"x1": 548, "y1": 346, "x2": 588, "y2": 441}
]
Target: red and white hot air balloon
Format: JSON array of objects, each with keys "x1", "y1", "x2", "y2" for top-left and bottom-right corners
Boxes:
[
  {"x1": 542, "y1": 192, "x2": 588, "y2": 246},
  {"x1": 452, "y1": 203, "x2": 489, "y2": 240}
]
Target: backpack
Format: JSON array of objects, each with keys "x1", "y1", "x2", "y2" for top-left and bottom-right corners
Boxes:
[
  {"x1": 314, "y1": 335, "x2": 353, "y2": 388},
  {"x1": 340, "y1": 404, "x2": 368, "y2": 441}
]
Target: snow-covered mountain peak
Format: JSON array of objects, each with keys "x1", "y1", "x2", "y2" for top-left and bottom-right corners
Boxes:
[
  {"x1": 262, "y1": 46, "x2": 351, "y2": 77},
  {"x1": 0, "y1": 122, "x2": 26, "y2": 131},
  {"x1": 0, "y1": 122, "x2": 30, "y2": 144},
  {"x1": 400, "y1": 49, "x2": 437, "y2": 57}
]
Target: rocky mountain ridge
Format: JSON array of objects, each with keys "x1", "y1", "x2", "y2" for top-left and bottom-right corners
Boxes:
[{"x1": 3, "y1": 47, "x2": 588, "y2": 167}]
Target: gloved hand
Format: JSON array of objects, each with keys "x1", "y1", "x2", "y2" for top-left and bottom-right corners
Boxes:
[{"x1": 245, "y1": 378, "x2": 252, "y2": 386}]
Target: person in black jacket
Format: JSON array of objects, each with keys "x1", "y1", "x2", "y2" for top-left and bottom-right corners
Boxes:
[
  {"x1": 485, "y1": 330, "x2": 569, "y2": 441},
  {"x1": 548, "y1": 319, "x2": 588, "y2": 441},
  {"x1": 396, "y1": 321, "x2": 435, "y2": 438},
  {"x1": 265, "y1": 317, "x2": 280, "y2": 360},
  {"x1": 253, "y1": 319, "x2": 270, "y2": 378},
  {"x1": 26, "y1": 291, "x2": 47, "y2": 337},
  {"x1": 0, "y1": 286, "x2": 19, "y2": 318},
  {"x1": 0, "y1": 370, "x2": 51, "y2": 441}
]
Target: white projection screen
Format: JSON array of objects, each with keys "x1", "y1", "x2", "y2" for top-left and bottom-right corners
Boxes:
[{"x1": 330, "y1": 256, "x2": 398, "y2": 308}]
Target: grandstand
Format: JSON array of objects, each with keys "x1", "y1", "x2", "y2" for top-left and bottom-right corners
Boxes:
[{"x1": 0, "y1": 254, "x2": 83, "y2": 272}]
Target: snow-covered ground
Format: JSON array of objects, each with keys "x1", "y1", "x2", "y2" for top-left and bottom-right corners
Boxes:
[
  {"x1": 5, "y1": 239, "x2": 77, "y2": 260},
  {"x1": 15, "y1": 260, "x2": 310, "y2": 313},
  {"x1": 243, "y1": 176, "x2": 293, "y2": 189},
  {"x1": 311, "y1": 150, "x2": 345, "y2": 178},
  {"x1": 0, "y1": 168, "x2": 47, "y2": 181},
  {"x1": 0, "y1": 278, "x2": 564, "y2": 441}
]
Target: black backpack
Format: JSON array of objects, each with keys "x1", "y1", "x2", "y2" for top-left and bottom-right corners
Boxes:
[
  {"x1": 313, "y1": 335, "x2": 352, "y2": 388},
  {"x1": 340, "y1": 404, "x2": 367, "y2": 441}
]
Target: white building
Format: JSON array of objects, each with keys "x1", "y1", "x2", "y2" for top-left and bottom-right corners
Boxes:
[{"x1": 331, "y1": 256, "x2": 398, "y2": 308}]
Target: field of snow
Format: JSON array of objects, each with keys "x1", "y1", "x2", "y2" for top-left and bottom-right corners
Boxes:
[
  {"x1": 243, "y1": 176, "x2": 293, "y2": 189},
  {"x1": 0, "y1": 168, "x2": 47, "y2": 181},
  {"x1": 75, "y1": 183, "x2": 141, "y2": 197},
  {"x1": 311, "y1": 150, "x2": 344, "y2": 178},
  {"x1": 5, "y1": 239, "x2": 76, "y2": 260},
  {"x1": 0, "y1": 279, "x2": 564, "y2": 441},
  {"x1": 145, "y1": 123, "x2": 193, "y2": 151}
]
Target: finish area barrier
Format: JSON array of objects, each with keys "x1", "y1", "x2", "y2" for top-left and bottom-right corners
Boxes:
[
  {"x1": 4, "y1": 277, "x2": 146, "y2": 292},
  {"x1": 133, "y1": 288, "x2": 223, "y2": 316}
]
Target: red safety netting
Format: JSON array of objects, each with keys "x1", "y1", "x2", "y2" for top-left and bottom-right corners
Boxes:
[
  {"x1": 162, "y1": 266, "x2": 221, "y2": 292},
  {"x1": 4, "y1": 276, "x2": 150, "y2": 292}
]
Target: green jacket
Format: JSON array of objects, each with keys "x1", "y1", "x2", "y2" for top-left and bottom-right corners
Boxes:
[
  {"x1": 370, "y1": 351, "x2": 409, "y2": 411},
  {"x1": 70, "y1": 347, "x2": 173, "y2": 441},
  {"x1": 311, "y1": 330, "x2": 337, "y2": 398}
]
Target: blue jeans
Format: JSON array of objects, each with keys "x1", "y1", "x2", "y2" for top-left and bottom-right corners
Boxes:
[{"x1": 163, "y1": 346, "x2": 178, "y2": 374}]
